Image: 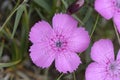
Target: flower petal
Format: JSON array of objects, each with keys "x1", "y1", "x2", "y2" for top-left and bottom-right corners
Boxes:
[
  {"x1": 85, "y1": 62, "x2": 107, "y2": 80},
  {"x1": 113, "y1": 77, "x2": 120, "y2": 80},
  {"x1": 67, "y1": 27, "x2": 90, "y2": 53},
  {"x1": 29, "y1": 21, "x2": 52, "y2": 43},
  {"x1": 117, "y1": 49, "x2": 120, "y2": 60},
  {"x1": 91, "y1": 39, "x2": 114, "y2": 64},
  {"x1": 95, "y1": 0, "x2": 114, "y2": 19},
  {"x1": 29, "y1": 43, "x2": 55, "y2": 68},
  {"x1": 55, "y1": 51, "x2": 81, "y2": 73},
  {"x1": 52, "y1": 13, "x2": 78, "y2": 35},
  {"x1": 113, "y1": 13, "x2": 120, "y2": 33}
]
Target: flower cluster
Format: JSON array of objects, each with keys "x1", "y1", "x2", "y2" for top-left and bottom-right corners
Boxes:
[{"x1": 29, "y1": 0, "x2": 120, "y2": 77}]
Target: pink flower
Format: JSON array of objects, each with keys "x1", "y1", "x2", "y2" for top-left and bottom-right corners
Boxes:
[
  {"x1": 29, "y1": 13, "x2": 90, "y2": 73},
  {"x1": 86, "y1": 39, "x2": 120, "y2": 80},
  {"x1": 95, "y1": 0, "x2": 120, "y2": 33}
]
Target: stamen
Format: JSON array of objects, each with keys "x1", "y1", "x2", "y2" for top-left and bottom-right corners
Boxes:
[
  {"x1": 56, "y1": 41, "x2": 62, "y2": 47},
  {"x1": 108, "y1": 61, "x2": 120, "y2": 77},
  {"x1": 110, "y1": 64, "x2": 116, "y2": 71}
]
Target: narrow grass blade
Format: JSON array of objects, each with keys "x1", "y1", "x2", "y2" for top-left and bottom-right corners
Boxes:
[
  {"x1": 0, "y1": 59, "x2": 21, "y2": 68},
  {"x1": 11, "y1": 5, "x2": 25, "y2": 39},
  {"x1": 0, "y1": 1, "x2": 22, "y2": 32},
  {"x1": 33, "y1": 0, "x2": 51, "y2": 12},
  {"x1": 0, "y1": 40, "x2": 4, "y2": 58}
]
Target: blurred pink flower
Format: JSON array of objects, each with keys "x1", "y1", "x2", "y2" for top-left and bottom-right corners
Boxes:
[
  {"x1": 86, "y1": 39, "x2": 120, "y2": 80},
  {"x1": 95, "y1": 0, "x2": 120, "y2": 33},
  {"x1": 29, "y1": 13, "x2": 90, "y2": 73}
]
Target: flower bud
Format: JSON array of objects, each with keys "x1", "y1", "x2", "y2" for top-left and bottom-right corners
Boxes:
[{"x1": 67, "y1": 0, "x2": 84, "y2": 15}]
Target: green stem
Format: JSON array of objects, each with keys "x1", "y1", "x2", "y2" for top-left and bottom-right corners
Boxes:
[
  {"x1": 73, "y1": 15, "x2": 84, "y2": 26},
  {"x1": 45, "y1": 68, "x2": 49, "y2": 80},
  {"x1": 56, "y1": 73, "x2": 64, "y2": 80},
  {"x1": 90, "y1": 14, "x2": 99, "y2": 38},
  {"x1": 56, "y1": 0, "x2": 61, "y2": 13},
  {"x1": 73, "y1": 72, "x2": 76, "y2": 80},
  {"x1": 113, "y1": 24, "x2": 120, "y2": 45}
]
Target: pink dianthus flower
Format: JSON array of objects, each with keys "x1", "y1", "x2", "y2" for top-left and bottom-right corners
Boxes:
[
  {"x1": 86, "y1": 39, "x2": 120, "y2": 80},
  {"x1": 29, "y1": 13, "x2": 90, "y2": 73},
  {"x1": 95, "y1": 0, "x2": 120, "y2": 33}
]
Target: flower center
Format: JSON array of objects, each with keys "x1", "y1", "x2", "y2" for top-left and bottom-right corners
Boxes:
[
  {"x1": 116, "y1": 0, "x2": 120, "y2": 8},
  {"x1": 109, "y1": 63, "x2": 117, "y2": 71},
  {"x1": 50, "y1": 34, "x2": 67, "y2": 52},
  {"x1": 106, "y1": 61, "x2": 120, "y2": 77}
]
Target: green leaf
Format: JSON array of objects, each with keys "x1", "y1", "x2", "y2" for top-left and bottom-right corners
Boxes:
[
  {"x1": 35, "y1": 8, "x2": 46, "y2": 20},
  {"x1": 61, "y1": 0, "x2": 68, "y2": 9},
  {"x1": 83, "y1": 7, "x2": 93, "y2": 24},
  {"x1": 11, "y1": 5, "x2": 25, "y2": 39},
  {"x1": 0, "y1": 59, "x2": 21, "y2": 68},
  {"x1": 20, "y1": 7, "x2": 29, "y2": 59},
  {"x1": 33, "y1": 0, "x2": 51, "y2": 12},
  {"x1": 0, "y1": 40, "x2": 4, "y2": 58},
  {"x1": 0, "y1": 0, "x2": 22, "y2": 32}
]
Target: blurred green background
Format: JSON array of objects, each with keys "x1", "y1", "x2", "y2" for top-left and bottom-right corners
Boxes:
[{"x1": 0, "y1": 0, "x2": 119, "y2": 80}]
